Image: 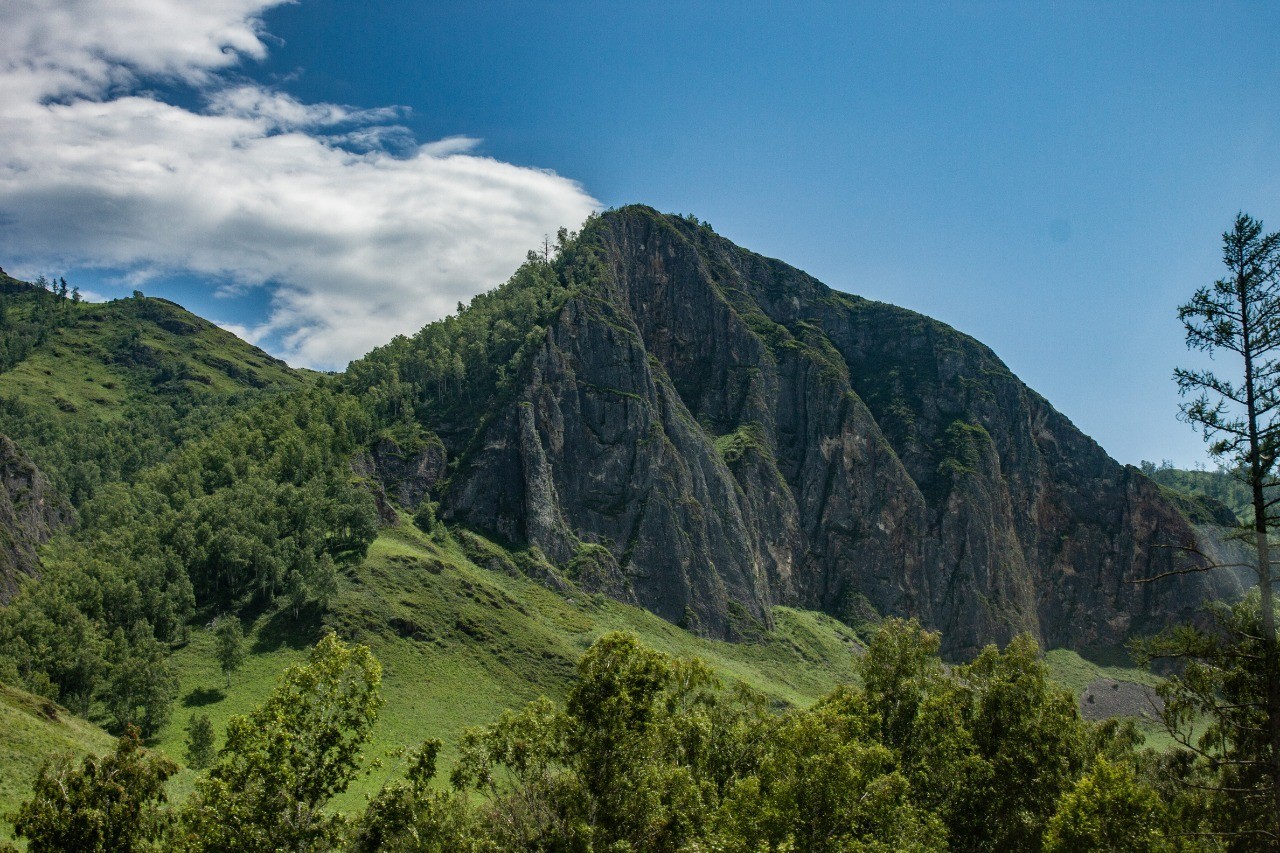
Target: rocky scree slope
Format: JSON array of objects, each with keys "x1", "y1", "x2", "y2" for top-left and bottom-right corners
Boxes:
[{"x1": 369, "y1": 207, "x2": 1246, "y2": 657}]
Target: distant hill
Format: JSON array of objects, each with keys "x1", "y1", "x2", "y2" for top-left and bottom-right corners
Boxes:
[
  {"x1": 0, "y1": 270, "x2": 303, "y2": 507},
  {"x1": 1140, "y1": 460, "x2": 1252, "y2": 525}
]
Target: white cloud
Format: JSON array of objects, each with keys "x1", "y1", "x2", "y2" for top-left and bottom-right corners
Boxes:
[{"x1": 0, "y1": 0, "x2": 598, "y2": 368}]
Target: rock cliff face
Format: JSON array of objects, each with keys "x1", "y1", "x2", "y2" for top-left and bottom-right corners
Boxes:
[
  {"x1": 440, "y1": 207, "x2": 1237, "y2": 656},
  {"x1": 0, "y1": 435, "x2": 71, "y2": 602}
]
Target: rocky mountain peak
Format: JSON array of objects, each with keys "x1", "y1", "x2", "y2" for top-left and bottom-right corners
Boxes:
[{"x1": 412, "y1": 207, "x2": 1245, "y2": 656}]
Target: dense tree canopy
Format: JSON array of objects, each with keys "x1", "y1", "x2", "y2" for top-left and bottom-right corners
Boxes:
[
  {"x1": 0, "y1": 386, "x2": 379, "y2": 734},
  {"x1": 10, "y1": 625, "x2": 1233, "y2": 852}
]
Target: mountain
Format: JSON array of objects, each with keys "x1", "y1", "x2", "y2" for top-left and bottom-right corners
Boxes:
[
  {"x1": 0, "y1": 273, "x2": 303, "y2": 502},
  {"x1": 0, "y1": 211, "x2": 1236, "y2": 841},
  {"x1": 0, "y1": 272, "x2": 305, "y2": 597},
  {"x1": 3, "y1": 211, "x2": 1242, "y2": 659},
  {"x1": 358, "y1": 206, "x2": 1247, "y2": 657}
]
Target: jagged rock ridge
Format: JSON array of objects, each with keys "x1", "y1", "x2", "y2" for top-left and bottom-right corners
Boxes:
[{"x1": 432, "y1": 206, "x2": 1242, "y2": 656}]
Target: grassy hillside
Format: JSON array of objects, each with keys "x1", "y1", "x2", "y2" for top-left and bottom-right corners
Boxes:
[
  {"x1": 0, "y1": 683, "x2": 117, "y2": 843},
  {"x1": 1, "y1": 276, "x2": 297, "y2": 413},
  {"x1": 0, "y1": 276, "x2": 304, "y2": 505},
  {"x1": 0, "y1": 519, "x2": 1178, "y2": 843},
  {"x1": 150, "y1": 519, "x2": 865, "y2": 810}
]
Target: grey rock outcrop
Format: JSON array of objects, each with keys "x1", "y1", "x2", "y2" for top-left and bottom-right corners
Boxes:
[
  {"x1": 0, "y1": 435, "x2": 71, "y2": 601},
  {"x1": 438, "y1": 207, "x2": 1238, "y2": 656}
]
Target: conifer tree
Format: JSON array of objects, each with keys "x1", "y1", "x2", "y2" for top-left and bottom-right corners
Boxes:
[{"x1": 1164, "y1": 212, "x2": 1280, "y2": 844}]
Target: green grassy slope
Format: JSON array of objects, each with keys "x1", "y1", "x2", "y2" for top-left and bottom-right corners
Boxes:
[
  {"x1": 1, "y1": 285, "x2": 298, "y2": 413},
  {"x1": 2, "y1": 303, "x2": 289, "y2": 414},
  {"x1": 0, "y1": 281, "x2": 304, "y2": 505},
  {"x1": 1043, "y1": 648, "x2": 1159, "y2": 696},
  {"x1": 0, "y1": 684, "x2": 117, "y2": 843},
  {"x1": 1043, "y1": 648, "x2": 1183, "y2": 749},
  {"x1": 148, "y1": 539, "x2": 1176, "y2": 814},
  {"x1": 151, "y1": 520, "x2": 864, "y2": 810},
  {"x1": 0, "y1": 523, "x2": 1176, "y2": 840}
]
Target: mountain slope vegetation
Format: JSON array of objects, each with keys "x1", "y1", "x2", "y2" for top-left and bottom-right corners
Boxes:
[
  {"x1": 0, "y1": 682, "x2": 116, "y2": 842},
  {"x1": 0, "y1": 214, "x2": 1252, "y2": 847},
  {"x1": 0, "y1": 270, "x2": 302, "y2": 509}
]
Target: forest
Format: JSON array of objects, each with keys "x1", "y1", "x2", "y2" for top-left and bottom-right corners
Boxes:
[
  {"x1": 8, "y1": 621, "x2": 1255, "y2": 852},
  {"x1": 1, "y1": 213, "x2": 1279, "y2": 852}
]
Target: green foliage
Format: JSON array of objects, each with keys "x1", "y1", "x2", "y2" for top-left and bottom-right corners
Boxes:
[
  {"x1": 0, "y1": 385, "x2": 379, "y2": 730},
  {"x1": 936, "y1": 418, "x2": 991, "y2": 478},
  {"x1": 176, "y1": 632, "x2": 383, "y2": 851},
  {"x1": 0, "y1": 277, "x2": 367, "y2": 745},
  {"x1": 345, "y1": 220, "x2": 603, "y2": 451},
  {"x1": 412, "y1": 500, "x2": 438, "y2": 534},
  {"x1": 405, "y1": 626, "x2": 1185, "y2": 851},
  {"x1": 0, "y1": 544, "x2": 193, "y2": 720},
  {"x1": 857, "y1": 616, "x2": 945, "y2": 753},
  {"x1": 1, "y1": 618, "x2": 1215, "y2": 851},
  {"x1": 0, "y1": 683, "x2": 116, "y2": 844},
  {"x1": 713, "y1": 422, "x2": 767, "y2": 465},
  {"x1": 0, "y1": 274, "x2": 79, "y2": 375},
  {"x1": 351, "y1": 740, "x2": 485, "y2": 852},
  {"x1": 12, "y1": 726, "x2": 176, "y2": 853},
  {"x1": 1043, "y1": 756, "x2": 1179, "y2": 853},
  {"x1": 1169, "y1": 212, "x2": 1280, "y2": 846},
  {"x1": 714, "y1": 689, "x2": 945, "y2": 852},
  {"x1": 213, "y1": 615, "x2": 245, "y2": 688},
  {"x1": 134, "y1": 386, "x2": 378, "y2": 605},
  {"x1": 1140, "y1": 460, "x2": 1246, "y2": 525},
  {"x1": 947, "y1": 634, "x2": 1090, "y2": 851},
  {"x1": 0, "y1": 285, "x2": 301, "y2": 508},
  {"x1": 847, "y1": 619, "x2": 1095, "y2": 852},
  {"x1": 451, "y1": 633, "x2": 730, "y2": 850},
  {"x1": 101, "y1": 621, "x2": 178, "y2": 736},
  {"x1": 1137, "y1": 593, "x2": 1280, "y2": 847},
  {"x1": 184, "y1": 714, "x2": 215, "y2": 771}
]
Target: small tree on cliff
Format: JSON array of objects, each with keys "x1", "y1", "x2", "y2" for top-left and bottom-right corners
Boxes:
[{"x1": 1162, "y1": 212, "x2": 1280, "y2": 845}]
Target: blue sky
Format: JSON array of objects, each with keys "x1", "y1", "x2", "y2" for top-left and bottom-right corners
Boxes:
[{"x1": 2, "y1": 2, "x2": 1278, "y2": 468}]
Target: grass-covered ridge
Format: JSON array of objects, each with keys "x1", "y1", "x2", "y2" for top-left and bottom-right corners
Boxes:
[
  {"x1": 0, "y1": 277, "x2": 303, "y2": 506},
  {"x1": 149, "y1": 519, "x2": 864, "y2": 810}
]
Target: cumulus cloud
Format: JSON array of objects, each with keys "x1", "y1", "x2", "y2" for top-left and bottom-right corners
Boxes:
[{"x1": 0, "y1": 0, "x2": 598, "y2": 368}]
